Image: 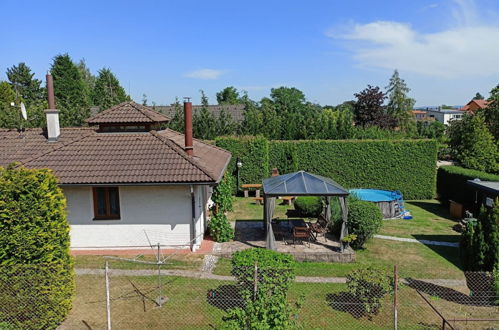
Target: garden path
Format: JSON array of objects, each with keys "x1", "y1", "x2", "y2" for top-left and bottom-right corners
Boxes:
[{"x1": 374, "y1": 234, "x2": 459, "y2": 247}]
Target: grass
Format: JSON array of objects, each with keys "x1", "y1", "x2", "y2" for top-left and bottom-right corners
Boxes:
[
  {"x1": 219, "y1": 197, "x2": 464, "y2": 279},
  {"x1": 379, "y1": 200, "x2": 460, "y2": 242},
  {"x1": 74, "y1": 254, "x2": 204, "y2": 271},
  {"x1": 63, "y1": 274, "x2": 493, "y2": 329}
]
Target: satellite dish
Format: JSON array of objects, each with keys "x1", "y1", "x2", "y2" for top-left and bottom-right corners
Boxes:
[{"x1": 20, "y1": 102, "x2": 27, "y2": 120}]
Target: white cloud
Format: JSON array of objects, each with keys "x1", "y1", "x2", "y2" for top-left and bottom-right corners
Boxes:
[
  {"x1": 327, "y1": 0, "x2": 499, "y2": 78},
  {"x1": 184, "y1": 69, "x2": 224, "y2": 80}
]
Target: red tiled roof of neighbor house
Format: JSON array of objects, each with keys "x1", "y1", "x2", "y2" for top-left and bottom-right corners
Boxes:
[
  {"x1": 460, "y1": 99, "x2": 491, "y2": 112},
  {"x1": 86, "y1": 101, "x2": 170, "y2": 124},
  {"x1": 412, "y1": 110, "x2": 427, "y2": 114}
]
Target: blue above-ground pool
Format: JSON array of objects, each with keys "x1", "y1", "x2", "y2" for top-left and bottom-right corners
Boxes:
[{"x1": 349, "y1": 189, "x2": 411, "y2": 219}]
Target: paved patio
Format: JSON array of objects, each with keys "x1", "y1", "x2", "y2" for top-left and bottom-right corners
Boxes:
[{"x1": 214, "y1": 220, "x2": 355, "y2": 262}]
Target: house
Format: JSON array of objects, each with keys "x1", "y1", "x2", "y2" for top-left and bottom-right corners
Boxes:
[
  {"x1": 460, "y1": 99, "x2": 490, "y2": 113},
  {"x1": 0, "y1": 74, "x2": 231, "y2": 252},
  {"x1": 154, "y1": 104, "x2": 246, "y2": 122},
  {"x1": 424, "y1": 108, "x2": 464, "y2": 125},
  {"x1": 411, "y1": 110, "x2": 430, "y2": 121}
]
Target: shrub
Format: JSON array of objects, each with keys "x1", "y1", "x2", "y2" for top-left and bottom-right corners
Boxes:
[
  {"x1": 211, "y1": 172, "x2": 234, "y2": 214},
  {"x1": 346, "y1": 267, "x2": 394, "y2": 317},
  {"x1": 437, "y1": 166, "x2": 499, "y2": 208},
  {"x1": 0, "y1": 166, "x2": 74, "y2": 329},
  {"x1": 294, "y1": 196, "x2": 322, "y2": 217},
  {"x1": 460, "y1": 202, "x2": 499, "y2": 272},
  {"x1": 208, "y1": 213, "x2": 234, "y2": 243},
  {"x1": 347, "y1": 201, "x2": 383, "y2": 249},
  {"x1": 223, "y1": 249, "x2": 297, "y2": 329},
  {"x1": 217, "y1": 137, "x2": 438, "y2": 199}
]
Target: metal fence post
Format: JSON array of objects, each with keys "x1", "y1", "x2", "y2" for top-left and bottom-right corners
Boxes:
[
  {"x1": 105, "y1": 261, "x2": 112, "y2": 330},
  {"x1": 253, "y1": 262, "x2": 258, "y2": 302},
  {"x1": 394, "y1": 264, "x2": 398, "y2": 330}
]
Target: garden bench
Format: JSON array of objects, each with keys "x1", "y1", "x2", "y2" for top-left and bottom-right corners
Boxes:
[
  {"x1": 254, "y1": 197, "x2": 264, "y2": 205},
  {"x1": 241, "y1": 183, "x2": 262, "y2": 198},
  {"x1": 280, "y1": 196, "x2": 295, "y2": 205}
]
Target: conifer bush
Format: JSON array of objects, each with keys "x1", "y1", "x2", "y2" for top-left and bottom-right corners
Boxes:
[
  {"x1": 0, "y1": 165, "x2": 74, "y2": 329},
  {"x1": 347, "y1": 201, "x2": 383, "y2": 249},
  {"x1": 294, "y1": 196, "x2": 322, "y2": 217}
]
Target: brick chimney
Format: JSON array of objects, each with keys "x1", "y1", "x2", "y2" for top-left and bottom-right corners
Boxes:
[
  {"x1": 45, "y1": 72, "x2": 60, "y2": 142},
  {"x1": 184, "y1": 99, "x2": 193, "y2": 156}
]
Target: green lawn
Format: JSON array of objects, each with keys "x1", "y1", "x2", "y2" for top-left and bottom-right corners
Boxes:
[
  {"x1": 379, "y1": 200, "x2": 460, "y2": 242},
  {"x1": 74, "y1": 254, "x2": 204, "y2": 271},
  {"x1": 220, "y1": 197, "x2": 463, "y2": 279},
  {"x1": 64, "y1": 275, "x2": 435, "y2": 329}
]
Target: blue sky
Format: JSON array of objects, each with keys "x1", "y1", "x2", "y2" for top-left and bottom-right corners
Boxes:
[{"x1": 1, "y1": 0, "x2": 498, "y2": 106}]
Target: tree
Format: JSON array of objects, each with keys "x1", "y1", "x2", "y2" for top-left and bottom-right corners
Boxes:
[
  {"x1": 216, "y1": 108, "x2": 237, "y2": 136},
  {"x1": 216, "y1": 86, "x2": 241, "y2": 105},
  {"x1": 0, "y1": 81, "x2": 18, "y2": 128},
  {"x1": 0, "y1": 165, "x2": 74, "y2": 329},
  {"x1": 193, "y1": 90, "x2": 216, "y2": 139},
  {"x1": 167, "y1": 97, "x2": 184, "y2": 133},
  {"x1": 354, "y1": 85, "x2": 394, "y2": 128},
  {"x1": 92, "y1": 68, "x2": 128, "y2": 110},
  {"x1": 385, "y1": 70, "x2": 416, "y2": 132},
  {"x1": 6, "y1": 63, "x2": 44, "y2": 107},
  {"x1": 483, "y1": 84, "x2": 499, "y2": 140},
  {"x1": 51, "y1": 54, "x2": 90, "y2": 126},
  {"x1": 448, "y1": 113, "x2": 498, "y2": 173},
  {"x1": 76, "y1": 59, "x2": 96, "y2": 96},
  {"x1": 473, "y1": 92, "x2": 484, "y2": 100},
  {"x1": 240, "y1": 92, "x2": 264, "y2": 136},
  {"x1": 142, "y1": 93, "x2": 148, "y2": 106}
]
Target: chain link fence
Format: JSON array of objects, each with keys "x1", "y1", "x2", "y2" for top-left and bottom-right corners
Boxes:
[{"x1": 0, "y1": 261, "x2": 497, "y2": 329}]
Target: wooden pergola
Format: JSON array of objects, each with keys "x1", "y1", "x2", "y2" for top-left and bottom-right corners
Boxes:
[{"x1": 262, "y1": 171, "x2": 350, "y2": 252}]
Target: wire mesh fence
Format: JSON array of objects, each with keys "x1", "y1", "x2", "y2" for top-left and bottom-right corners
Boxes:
[{"x1": 0, "y1": 261, "x2": 497, "y2": 329}]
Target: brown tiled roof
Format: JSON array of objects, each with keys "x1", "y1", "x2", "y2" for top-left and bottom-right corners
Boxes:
[
  {"x1": 461, "y1": 99, "x2": 491, "y2": 111},
  {"x1": 155, "y1": 104, "x2": 245, "y2": 122},
  {"x1": 87, "y1": 101, "x2": 170, "y2": 124},
  {"x1": 0, "y1": 128, "x2": 94, "y2": 167},
  {"x1": 0, "y1": 128, "x2": 230, "y2": 184},
  {"x1": 158, "y1": 129, "x2": 231, "y2": 183}
]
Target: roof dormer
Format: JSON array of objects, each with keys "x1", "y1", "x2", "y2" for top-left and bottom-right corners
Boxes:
[{"x1": 86, "y1": 101, "x2": 169, "y2": 132}]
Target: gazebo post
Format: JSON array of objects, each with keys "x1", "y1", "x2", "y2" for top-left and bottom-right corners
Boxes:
[
  {"x1": 264, "y1": 194, "x2": 277, "y2": 250},
  {"x1": 339, "y1": 196, "x2": 349, "y2": 252}
]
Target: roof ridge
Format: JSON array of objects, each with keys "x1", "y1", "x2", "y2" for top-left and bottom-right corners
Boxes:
[
  {"x1": 19, "y1": 130, "x2": 96, "y2": 166},
  {"x1": 149, "y1": 130, "x2": 217, "y2": 181},
  {"x1": 162, "y1": 129, "x2": 231, "y2": 154},
  {"x1": 85, "y1": 101, "x2": 128, "y2": 122},
  {"x1": 131, "y1": 102, "x2": 167, "y2": 121}
]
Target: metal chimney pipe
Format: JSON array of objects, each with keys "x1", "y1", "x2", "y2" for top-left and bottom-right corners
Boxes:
[
  {"x1": 184, "y1": 100, "x2": 193, "y2": 156},
  {"x1": 46, "y1": 72, "x2": 56, "y2": 109}
]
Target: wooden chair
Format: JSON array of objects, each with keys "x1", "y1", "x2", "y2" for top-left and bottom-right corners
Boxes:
[
  {"x1": 309, "y1": 215, "x2": 329, "y2": 242},
  {"x1": 293, "y1": 226, "x2": 311, "y2": 247}
]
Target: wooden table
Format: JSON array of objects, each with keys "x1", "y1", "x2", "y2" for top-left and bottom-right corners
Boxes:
[{"x1": 241, "y1": 183, "x2": 262, "y2": 198}]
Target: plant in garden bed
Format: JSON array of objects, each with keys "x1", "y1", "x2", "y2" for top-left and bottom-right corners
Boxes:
[
  {"x1": 221, "y1": 248, "x2": 300, "y2": 329},
  {"x1": 347, "y1": 200, "x2": 383, "y2": 249},
  {"x1": 294, "y1": 196, "x2": 322, "y2": 217},
  {"x1": 346, "y1": 267, "x2": 394, "y2": 318}
]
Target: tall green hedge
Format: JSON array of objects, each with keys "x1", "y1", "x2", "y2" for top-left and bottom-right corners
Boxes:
[
  {"x1": 215, "y1": 136, "x2": 269, "y2": 192},
  {"x1": 216, "y1": 137, "x2": 438, "y2": 199},
  {"x1": 437, "y1": 165, "x2": 499, "y2": 206},
  {"x1": 0, "y1": 166, "x2": 75, "y2": 329}
]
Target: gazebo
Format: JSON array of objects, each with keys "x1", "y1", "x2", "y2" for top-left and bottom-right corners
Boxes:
[{"x1": 262, "y1": 171, "x2": 350, "y2": 252}]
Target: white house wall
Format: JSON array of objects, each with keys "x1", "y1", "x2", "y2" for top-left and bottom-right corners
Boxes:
[{"x1": 63, "y1": 185, "x2": 206, "y2": 250}]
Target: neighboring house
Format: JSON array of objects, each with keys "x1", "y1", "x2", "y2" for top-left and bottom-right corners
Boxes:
[
  {"x1": 411, "y1": 110, "x2": 430, "y2": 121},
  {"x1": 154, "y1": 104, "x2": 246, "y2": 122},
  {"x1": 460, "y1": 99, "x2": 490, "y2": 113},
  {"x1": 0, "y1": 86, "x2": 231, "y2": 251},
  {"x1": 425, "y1": 108, "x2": 464, "y2": 125}
]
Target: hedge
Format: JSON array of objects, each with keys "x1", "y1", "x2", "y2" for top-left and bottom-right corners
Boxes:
[
  {"x1": 216, "y1": 137, "x2": 438, "y2": 199},
  {"x1": 437, "y1": 165, "x2": 499, "y2": 206},
  {"x1": 215, "y1": 136, "x2": 269, "y2": 193},
  {"x1": 0, "y1": 166, "x2": 75, "y2": 329}
]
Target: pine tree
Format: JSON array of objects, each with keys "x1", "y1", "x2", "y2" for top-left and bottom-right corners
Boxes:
[
  {"x1": 77, "y1": 59, "x2": 96, "y2": 97},
  {"x1": 216, "y1": 108, "x2": 237, "y2": 136},
  {"x1": 92, "y1": 68, "x2": 128, "y2": 110},
  {"x1": 0, "y1": 81, "x2": 18, "y2": 128},
  {"x1": 386, "y1": 70, "x2": 416, "y2": 132},
  {"x1": 473, "y1": 92, "x2": 484, "y2": 100},
  {"x1": 193, "y1": 90, "x2": 216, "y2": 139},
  {"x1": 167, "y1": 97, "x2": 185, "y2": 133},
  {"x1": 6, "y1": 63, "x2": 44, "y2": 107},
  {"x1": 50, "y1": 54, "x2": 90, "y2": 126}
]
